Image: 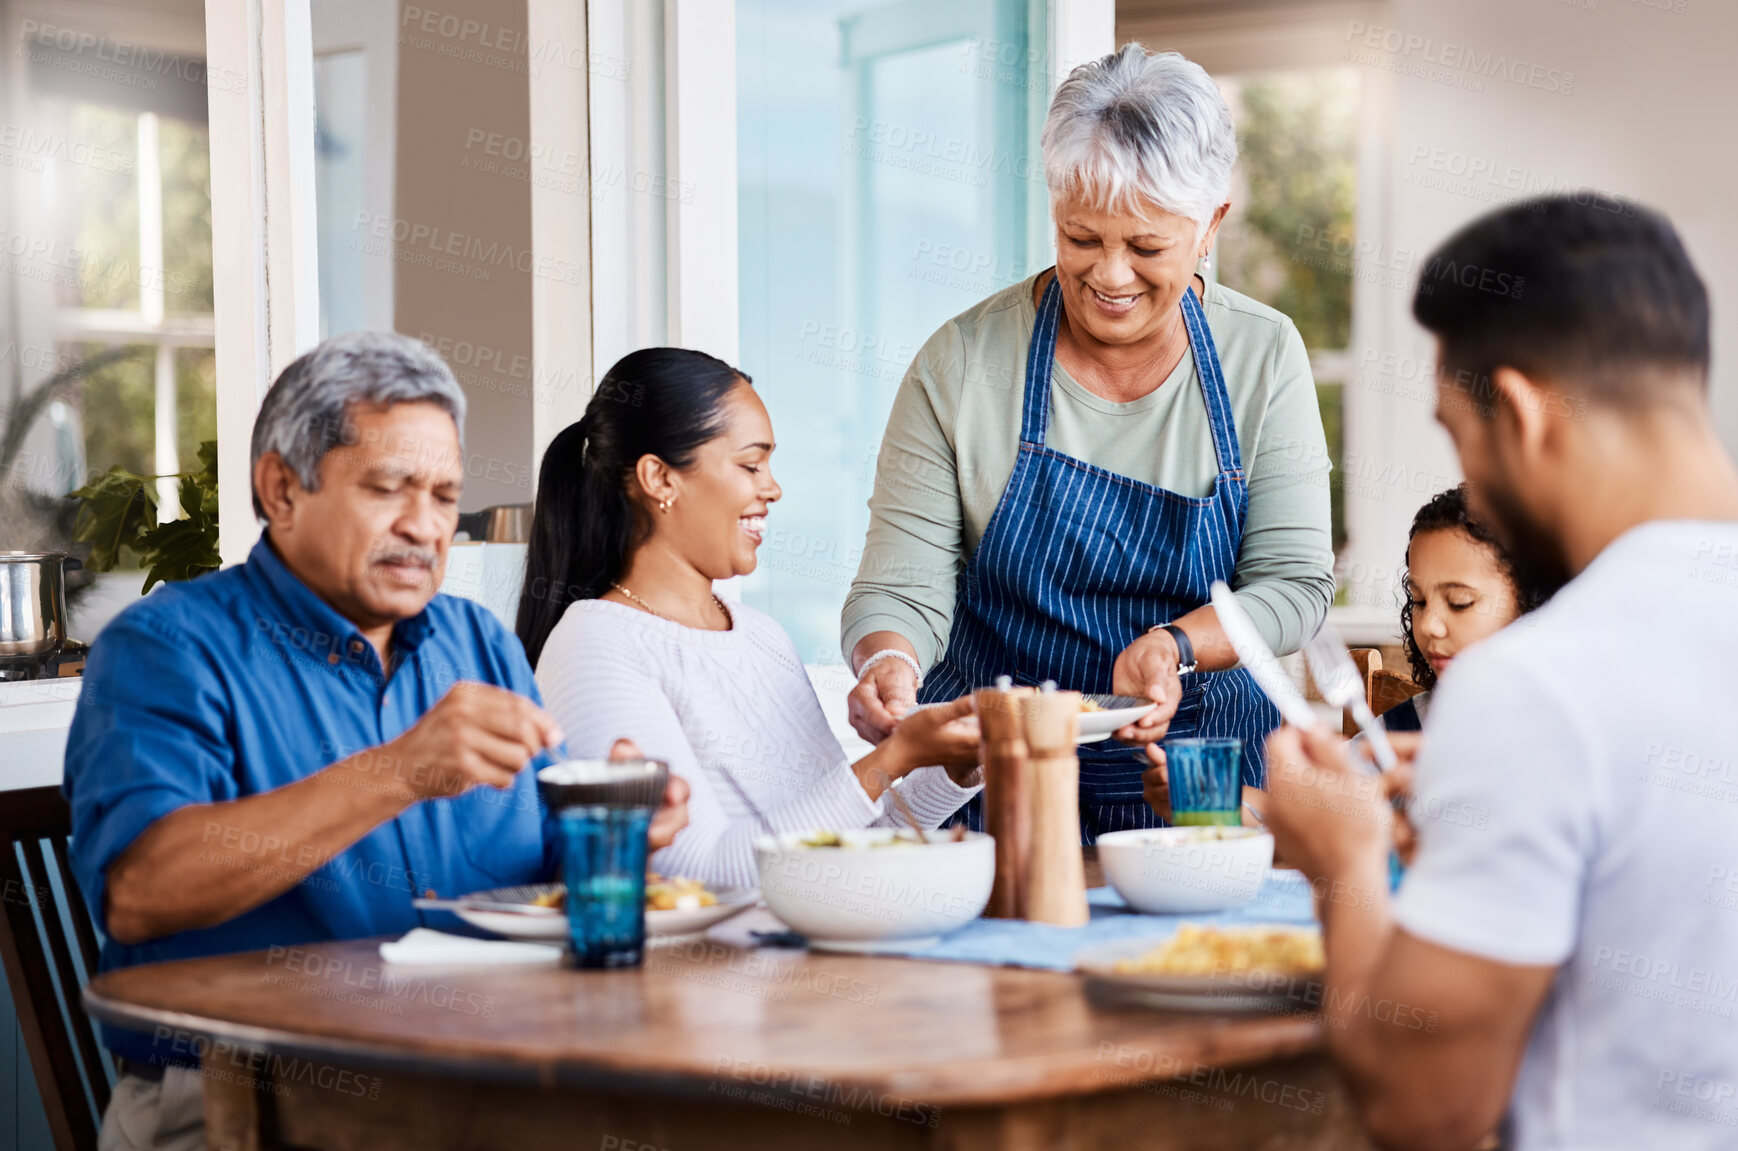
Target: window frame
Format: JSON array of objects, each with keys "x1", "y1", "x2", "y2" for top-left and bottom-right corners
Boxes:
[
  {"x1": 1120, "y1": 0, "x2": 1401, "y2": 644},
  {"x1": 204, "y1": 0, "x2": 320, "y2": 564},
  {"x1": 49, "y1": 110, "x2": 217, "y2": 521},
  {"x1": 207, "y1": 0, "x2": 1111, "y2": 580}
]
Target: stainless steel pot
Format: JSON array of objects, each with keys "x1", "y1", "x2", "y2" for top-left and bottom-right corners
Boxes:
[{"x1": 0, "y1": 552, "x2": 79, "y2": 658}]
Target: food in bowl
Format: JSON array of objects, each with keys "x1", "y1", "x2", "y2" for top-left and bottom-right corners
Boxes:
[
  {"x1": 1113, "y1": 924, "x2": 1324, "y2": 978},
  {"x1": 798, "y1": 829, "x2": 919, "y2": 848},
  {"x1": 755, "y1": 828, "x2": 995, "y2": 950},
  {"x1": 1167, "y1": 826, "x2": 1248, "y2": 843},
  {"x1": 1078, "y1": 697, "x2": 1104, "y2": 713},
  {"x1": 1096, "y1": 826, "x2": 1274, "y2": 914},
  {"x1": 797, "y1": 828, "x2": 958, "y2": 848}
]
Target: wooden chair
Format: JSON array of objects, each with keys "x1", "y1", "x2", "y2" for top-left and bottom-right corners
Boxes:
[
  {"x1": 1342, "y1": 649, "x2": 1426, "y2": 737},
  {"x1": 0, "y1": 787, "x2": 113, "y2": 1151}
]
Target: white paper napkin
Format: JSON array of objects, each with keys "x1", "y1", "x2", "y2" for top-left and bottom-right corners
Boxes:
[{"x1": 379, "y1": 927, "x2": 563, "y2": 966}]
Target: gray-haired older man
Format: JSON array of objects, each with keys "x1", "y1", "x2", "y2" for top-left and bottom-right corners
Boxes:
[{"x1": 64, "y1": 331, "x2": 688, "y2": 1150}]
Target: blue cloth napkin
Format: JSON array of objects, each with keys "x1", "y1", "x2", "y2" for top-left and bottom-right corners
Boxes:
[{"x1": 859, "y1": 872, "x2": 1319, "y2": 972}]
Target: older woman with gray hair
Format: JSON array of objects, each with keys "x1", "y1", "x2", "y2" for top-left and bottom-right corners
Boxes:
[{"x1": 843, "y1": 45, "x2": 1335, "y2": 840}]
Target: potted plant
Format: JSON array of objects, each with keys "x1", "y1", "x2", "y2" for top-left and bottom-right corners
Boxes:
[{"x1": 68, "y1": 439, "x2": 221, "y2": 591}]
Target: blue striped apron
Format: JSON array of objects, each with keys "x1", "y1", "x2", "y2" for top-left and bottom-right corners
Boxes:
[{"x1": 918, "y1": 275, "x2": 1280, "y2": 842}]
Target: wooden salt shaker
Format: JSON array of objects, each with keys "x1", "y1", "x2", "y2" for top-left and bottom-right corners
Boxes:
[
  {"x1": 1020, "y1": 686, "x2": 1089, "y2": 927},
  {"x1": 975, "y1": 681, "x2": 1034, "y2": 919}
]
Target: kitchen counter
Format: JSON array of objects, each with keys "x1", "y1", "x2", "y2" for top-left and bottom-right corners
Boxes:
[{"x1": 0, "y1": 678, "x2": 80, "y2": 792}]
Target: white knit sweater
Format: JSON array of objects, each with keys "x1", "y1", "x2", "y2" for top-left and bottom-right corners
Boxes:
[{"x1": 535, "y1": 598, "x2": 981, "y2": 890}]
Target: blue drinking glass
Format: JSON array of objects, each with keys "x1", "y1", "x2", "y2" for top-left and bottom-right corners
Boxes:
[
  {"x1": 559, "y1": 805, "x2": 652, "y2": 968},
  {"x1": 1166, "y1": 737, "x2": 1243, "y2": 826}
]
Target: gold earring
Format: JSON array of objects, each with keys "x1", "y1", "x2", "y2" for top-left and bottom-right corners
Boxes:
[{"x1": 659, "y1": 498, "x2": 673, "y2": 512}]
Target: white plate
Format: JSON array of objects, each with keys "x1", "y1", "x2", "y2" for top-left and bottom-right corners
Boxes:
[
  {"x1": 1075, "y1": 695, "x2": 1159, "y2": 742},
  {"x1": 648, "y1": 891, "x2": 762, "y2": 938},
  {"x1": 1073, "y1": 932, "x2": 1323, "y2": 1015},
  {"x1": 911, "y1": 694, "x2": 1156, "y2": 744},
  {"x1": 449, "y1": 883, "x2": 759, "y2": 942}
]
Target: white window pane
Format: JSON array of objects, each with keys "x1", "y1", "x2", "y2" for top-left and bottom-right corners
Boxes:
[
  {"x1": 737, "y1": 0, "x2": 1045, "y2": 662},
  {"x1": 313, "y1": 50, "x2": 369, "y2": 340}
]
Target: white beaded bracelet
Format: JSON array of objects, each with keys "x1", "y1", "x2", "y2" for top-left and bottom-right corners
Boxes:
[{"x1": 856, "y1": 649, "x2": 924, "y2": 689}]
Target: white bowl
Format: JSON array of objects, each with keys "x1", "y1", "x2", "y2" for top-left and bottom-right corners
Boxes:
[
  {"x1": 753, "y1": 829, "x2": 995, "y2": 951},
  {"x1": 1097, "y1": 826, "x2": 1273, "y2": 914}
]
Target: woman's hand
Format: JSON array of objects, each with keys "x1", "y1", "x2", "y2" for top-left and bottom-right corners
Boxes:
[
  {"x1": 648, "y1": 774, "x2": 691, "y2": 851},
  {"x1": 1111, "y1": 630, "x2": 1183, "y2": 746},
  {"x1": 608, "y1": 738, "x2": 690, "y2": 851},
  {"x1": 853, "y1": 695, "x2": 979, "y2": 799},
  {"x1": 848, "y1": 655, "x2": 920, "y2": 744},
  {"x1": 885, "y1": 695, "x2": 981, "y2": 785}
]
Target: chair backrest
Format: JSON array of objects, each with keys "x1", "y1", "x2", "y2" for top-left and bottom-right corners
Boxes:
[
  {"x1": 1371, "y1": 669, "x2": 1426, "y2": 719},
  {"x1": 1342, "y1": 649, "x2": 1383, "y2": 737},
  {"x1": 1343, "y1": 649, "x2": 1425, "y2": 737},
  {"x1": 0, "y1": 787, "x2": 112, "y2": 1151}
]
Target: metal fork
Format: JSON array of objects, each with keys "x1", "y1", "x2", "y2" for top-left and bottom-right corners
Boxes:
[{"x1": 1302, "y1": 621, "x2": 1399, "y2": 774}]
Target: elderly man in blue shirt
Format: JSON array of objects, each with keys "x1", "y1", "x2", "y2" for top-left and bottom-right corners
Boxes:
[{"x1": 64, "y1": 331, "x2": 688, "y2": 1150}]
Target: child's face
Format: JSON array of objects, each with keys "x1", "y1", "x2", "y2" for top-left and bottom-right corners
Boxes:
[{"x1": 1405, "y1": 527, "x2": 1522, "y2": 680}]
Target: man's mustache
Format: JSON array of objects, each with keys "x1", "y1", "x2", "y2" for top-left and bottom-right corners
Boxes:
[{"x1": 372, "y1": 548, "x2": 438, "y2": 569}]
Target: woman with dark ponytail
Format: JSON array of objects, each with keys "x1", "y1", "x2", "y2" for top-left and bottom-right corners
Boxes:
[
  {"x1": 520, "y1": 348, "x2": 982, "y2": 889},
  {"x1": 518, "y1": 413, "x2": 632, "y2": 668}
]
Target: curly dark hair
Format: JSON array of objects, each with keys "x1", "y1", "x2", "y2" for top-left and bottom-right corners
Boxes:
[{"x1": 1399, "y1": 484, "x2": 1550, "y2": 689}]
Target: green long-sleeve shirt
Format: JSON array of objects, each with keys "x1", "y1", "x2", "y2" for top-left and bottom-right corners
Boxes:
[{"x1": 841, "y1": 274, "x2": 1335, "y2": 670}]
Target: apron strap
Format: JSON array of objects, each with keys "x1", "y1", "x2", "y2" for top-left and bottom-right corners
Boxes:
[
  {"x1": 1179, "y1": 285, "x2": 1245, "y2": 481},
  {"x1": 1020, "y1": 276, "x2": 1065, "y2": 447}
]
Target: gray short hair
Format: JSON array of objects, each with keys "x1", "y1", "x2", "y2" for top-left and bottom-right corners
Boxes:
[
  {"x1": 1041, "y1": 44, "x2": 1237, "y2": 240},
  {"x1": 249, "y1": 330, "x2": 466, "y2": 519}
]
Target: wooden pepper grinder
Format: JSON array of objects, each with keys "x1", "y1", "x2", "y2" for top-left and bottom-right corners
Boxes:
[
  {"x1": 974, "y1": 679, "x2": 1032, "y2": 919},
  {"x1": 1021, "y1": 683, "x2": 1089, "y2": 927},
  {"x1": 975, "y1": 680, "x2": 1089, "y2": 926}
]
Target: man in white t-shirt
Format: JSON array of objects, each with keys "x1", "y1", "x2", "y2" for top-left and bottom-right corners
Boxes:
[{"x1": 1262, "y1": 194, "x2": 1738, "y2": 1151}]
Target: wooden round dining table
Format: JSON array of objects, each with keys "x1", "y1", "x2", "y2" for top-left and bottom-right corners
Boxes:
[{"x1": 84, "y1": 858, "x2": 1371, "y2": 1151}]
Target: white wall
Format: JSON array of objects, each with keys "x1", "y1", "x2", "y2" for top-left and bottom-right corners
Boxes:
[
  {"x1": 1124, "y1": 0, "x2": 1737, "y2": 634},
  {"x1": 1336, "y1": 0, "x2": 1738, "y2": 613}
]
